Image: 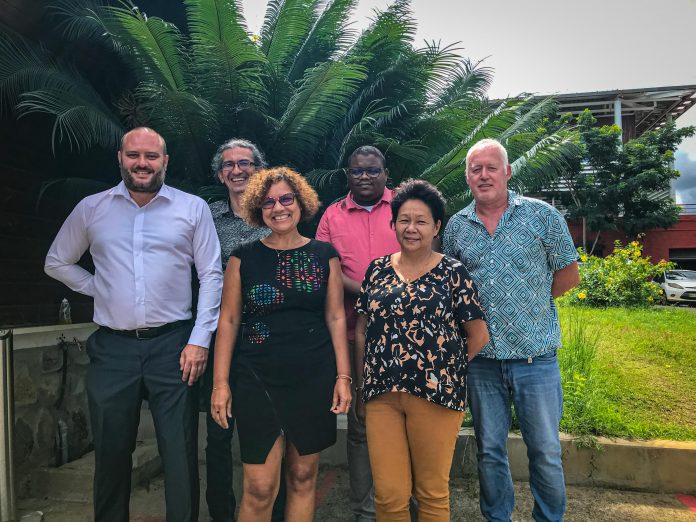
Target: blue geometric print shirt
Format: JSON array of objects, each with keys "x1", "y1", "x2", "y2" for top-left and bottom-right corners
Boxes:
[{"x1": 443, "y1": 191, "x2": 577, "y2": 359}]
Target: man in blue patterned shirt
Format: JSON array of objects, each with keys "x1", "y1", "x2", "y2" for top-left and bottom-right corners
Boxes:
[{"x1": 443, "y1": 139, "x2": 579, "y2": 522}]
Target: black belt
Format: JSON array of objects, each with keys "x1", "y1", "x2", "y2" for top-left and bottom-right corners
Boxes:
[{"x1": 100, "y1": 320, "x2": 189, "y2": 340}]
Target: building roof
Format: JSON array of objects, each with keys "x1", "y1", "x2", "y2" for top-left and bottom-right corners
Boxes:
[{"x1": 543, "y1": 85, "x2": 696, "y2": 136}]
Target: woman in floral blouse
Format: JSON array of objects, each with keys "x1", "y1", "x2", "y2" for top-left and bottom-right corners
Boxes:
[{"x1": 355, "y1": 179, "x2": 489, "y2": 522}]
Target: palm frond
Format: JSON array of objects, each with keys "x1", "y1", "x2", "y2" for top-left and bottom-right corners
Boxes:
[
  {"x1": 344, "y1": 0, "x2": 415, "y2": 65},
  {"x1": 135, "y1": 83, "x2": 219, "y2": 181},
  {"x1": 305, "y1": 168, "x2": 345, "y2": 190},
  {"x1": 421, "y1": 100, "x2": 517, "y2": 185},
  {"x1": 185, "y1": 0, "x2": 267, "y2": 108},
  {"x1": 509, "y1": 130, "x2": 582, "y2": 192},
  {"x1": 287, "y1": 0, "x2": 358, "y2": 83},
  {"x1": 108, "y1": 4, "x2": 187, "y2": 91},
  {"x1": 498, "y1": 96, "x2": 558, "y2": 142},
  {"x1": 0, "y1": 31, "x2": 124, "y2": 150},
  {"x1": 17, "y1": 87, "x2": 124, "y2": 153},
  {"x1": 51, "y1": 0, "x2": 113, "y2": 44},
  {"x1": 261, "y1": 0, "x2": 318, "y2": 75},
  {"x1": 277, "y1": 60, "x2": 367, "y2": 167},
  {"x1": 427, "y1": 56, "x2": 493, "y2": 111}
]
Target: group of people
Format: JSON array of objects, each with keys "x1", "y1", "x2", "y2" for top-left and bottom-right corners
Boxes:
[{"x1": 45, "y1": 126, "x2": 579, "y2": 522}]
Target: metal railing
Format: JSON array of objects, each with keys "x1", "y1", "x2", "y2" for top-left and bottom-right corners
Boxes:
[
  {"x1": 678, "y1": 203, "x2": 696, "y2": 215},
  {"x1": 1, "y1": 329, "x2": 16, "y2": 522}
]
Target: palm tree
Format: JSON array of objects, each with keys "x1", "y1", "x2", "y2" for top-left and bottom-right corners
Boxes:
[{"x1": 0, "y1": 0, "x2": 580, "y2": 210}]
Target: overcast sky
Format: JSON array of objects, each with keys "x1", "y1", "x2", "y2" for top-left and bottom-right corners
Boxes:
[{"x1": 241, "y1": 0, "x2": 696, "y2": 203}]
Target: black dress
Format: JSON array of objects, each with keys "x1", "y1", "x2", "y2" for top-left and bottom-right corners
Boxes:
[{"x1": 230, "y1": 239, "x2": 339, "y2": 464}]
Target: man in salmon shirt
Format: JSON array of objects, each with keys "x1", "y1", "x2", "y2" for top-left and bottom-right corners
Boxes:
[{"x1": 315, "y1": 145, "x2": 400, "y2": 522}]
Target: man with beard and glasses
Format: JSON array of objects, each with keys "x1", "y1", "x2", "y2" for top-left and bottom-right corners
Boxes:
[
  {"x1": 315, "y1": 145, "x2": 400, "y2": 522},
  {"x1": 45, "y1": 127, "x2": 223, "y2": 522}
]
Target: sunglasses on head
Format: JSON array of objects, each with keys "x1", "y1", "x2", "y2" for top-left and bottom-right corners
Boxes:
[{"x1": 261, "y1": 192, "x2": 296, "y2": 209}]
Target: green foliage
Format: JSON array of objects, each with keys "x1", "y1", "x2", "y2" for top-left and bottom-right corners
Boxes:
[
  {"x1": 554, "y1": 109, "x2": 695, "y2": 244},
  {"x1": 563, "y1": 240, "x2": 674, "y2": 307},
  {"x1": 0, "y1": 0, "x2": 581, "y2": 208},
  {"x1": 557, "y1": 306, "x2": 696, "y2": 441}
]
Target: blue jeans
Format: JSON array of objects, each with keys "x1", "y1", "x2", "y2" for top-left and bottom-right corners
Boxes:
[{"x1": 467, "y1": 352, "x2": 566, "y2": 522}]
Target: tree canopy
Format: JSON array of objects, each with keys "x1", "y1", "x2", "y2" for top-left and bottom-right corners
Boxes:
[
  {"x1": 1, "y1": 0, "x2": 579, "y2": 208},
  {"x1": 552, "y1": 110, "x2": 695, "y2": 251}
]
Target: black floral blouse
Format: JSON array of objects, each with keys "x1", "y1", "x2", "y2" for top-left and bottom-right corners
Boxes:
[{"x1": 355, "y1": 254, "x2": 486, "y2": 411}]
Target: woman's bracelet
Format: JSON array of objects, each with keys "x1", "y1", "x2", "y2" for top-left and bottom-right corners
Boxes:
[
  {"x1": 212, "y1": 383, "x2": 230, "y2": 390},
  {"x1": 336, "y1": 374, "x2": 353, "y2": 383}
]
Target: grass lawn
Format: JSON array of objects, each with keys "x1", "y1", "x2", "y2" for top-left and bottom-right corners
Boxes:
[{"x1": 557, "y1": 305, "x2": 696, "y2": 441}]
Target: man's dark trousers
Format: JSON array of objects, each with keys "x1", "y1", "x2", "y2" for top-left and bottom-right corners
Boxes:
[{"x1": 86, "y1": 323, "x2": 199, "y2": 522}]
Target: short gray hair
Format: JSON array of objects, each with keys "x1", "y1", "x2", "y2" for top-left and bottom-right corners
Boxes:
[
  {"x1": 211, "y1": 138, "x2": 267, "y2": 178},
  {"x1": 465, "y1": 139, "x2": 508, "y2": 170}
]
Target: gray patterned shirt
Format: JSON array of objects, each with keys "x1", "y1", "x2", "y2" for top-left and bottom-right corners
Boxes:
[
  {"x1": 443, "y1": 191, "x2": 577, "y2": 359},
  {"x1": 209, "y1": 200, "x2": 270, "y2": 269}
]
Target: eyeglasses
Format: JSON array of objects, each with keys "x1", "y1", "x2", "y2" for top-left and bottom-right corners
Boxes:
[
  {"x1": 345, "y1": 167, "x2": 384, "y2": 178},
  {"x1": 221, "y1": 160, "x2": 255, "y2": 171},
  {"x1": 261, "y1": 192, "x2": 297, "y2": 209}
]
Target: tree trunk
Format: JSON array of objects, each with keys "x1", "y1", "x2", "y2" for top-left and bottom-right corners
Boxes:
[{"x1": 589, "y1": 231, "x2": 601, "y2": 256}]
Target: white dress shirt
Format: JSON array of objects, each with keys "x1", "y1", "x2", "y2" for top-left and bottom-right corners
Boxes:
[{"x1": 45, "y1": 182, "x2": 223, "y2": 348}]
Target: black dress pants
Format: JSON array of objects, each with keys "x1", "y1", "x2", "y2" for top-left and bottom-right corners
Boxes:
[{"x1": 86, "y1": 324, "x2": 199, "y2": 522}]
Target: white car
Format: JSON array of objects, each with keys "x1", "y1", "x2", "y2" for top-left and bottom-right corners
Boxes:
[{"x1": 655, "y1": 270, "x2": 696, "y2": 305}]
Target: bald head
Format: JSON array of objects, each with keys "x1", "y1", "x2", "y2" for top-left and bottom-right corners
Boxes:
[{"x1": 120, "y1": 127, "x2": 167, "y2": 156}]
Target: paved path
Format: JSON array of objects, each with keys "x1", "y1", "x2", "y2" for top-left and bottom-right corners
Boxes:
[{"x1": 18, "y1": 463, "x2": 696, "y2": 521}]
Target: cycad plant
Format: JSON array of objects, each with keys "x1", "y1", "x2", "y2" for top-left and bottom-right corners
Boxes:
[{"x1": 0, "y1": 0, "x2": 580, "y2": 209}]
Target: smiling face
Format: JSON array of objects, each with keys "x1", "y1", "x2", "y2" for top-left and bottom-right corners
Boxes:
[
  {"x1": 118, "y1": 129, "x2": 168, "y2": 193},
  {"x1": 465, "y1": 144, "x2": 512, "y2": 207},
  {"x1": 261, "y1": 180, "x2": 301, "y2": 233},
  {"x1": 217, "y1": 146, "x2": 257, "y2": 196},
  {"x1": 346, "y1": 153, "x2": 388, "y2": 206},
  {"x1": 394, "y1": 199, "x2": 441, "y2": 254}
]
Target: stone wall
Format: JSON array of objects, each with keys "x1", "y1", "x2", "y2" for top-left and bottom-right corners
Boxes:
[{"x1": 11, "y1": 323, "x2": 97, "y2": 497}]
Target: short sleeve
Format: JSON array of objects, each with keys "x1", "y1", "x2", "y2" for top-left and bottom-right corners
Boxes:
[
  {"x1": 355, "y1": 258, "x2": 379, "y2": 315},
  {"x1": 541, "y1": 206, "x2": 578, "y2": 271},
  {"x1": 315, "y1": 211, "x2": 331, "y2": 243},
  {"x1": 230, "y1": 240, "x2": 255, "y2": 261},
  {"x1": 451, "y1": 261, "x2": 486, "y2": 324},
  {"x1": 312, "y1": 239, "x2": 339, "y2": 262}
]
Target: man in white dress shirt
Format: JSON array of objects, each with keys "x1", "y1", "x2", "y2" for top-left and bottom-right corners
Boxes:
[{"x1": 45, "y1": 127, "x2": 223, "y2": 522}]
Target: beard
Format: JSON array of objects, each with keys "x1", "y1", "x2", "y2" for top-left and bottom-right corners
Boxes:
[{"x1": 120, "y1": 164, "x2": 166, "y2": 193}]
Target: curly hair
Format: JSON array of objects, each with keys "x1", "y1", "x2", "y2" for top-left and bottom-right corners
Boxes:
[
  {"x1": 391, "y1": 179, "x2": 446, "y2": 225},
  {"x1": 240, "y1": 167, "x2": 321, "y2": 227}
]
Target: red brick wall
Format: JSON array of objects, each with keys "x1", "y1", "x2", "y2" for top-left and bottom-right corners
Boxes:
[{"x1": 568, "y1": 215, "x2": 696, "y2": 262}]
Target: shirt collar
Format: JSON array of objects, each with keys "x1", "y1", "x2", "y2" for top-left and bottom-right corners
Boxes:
[
  {"x1": 110, "y1": 180, "x2": 173, "y2": 202},
  {"x1": 462, "y1": 190, "x2": 522, "y2": 220},
  {"x1": 344, "y1": 187, "x2": 393, "y2": 211}
]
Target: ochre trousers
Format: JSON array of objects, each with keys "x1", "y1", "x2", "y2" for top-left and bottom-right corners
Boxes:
[{"x1": 365, "y1": 392, "x2": 464, "y2": 522}]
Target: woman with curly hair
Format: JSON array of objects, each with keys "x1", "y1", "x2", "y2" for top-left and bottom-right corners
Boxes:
[{"x1": 211, "y1": 167, "x2": 352, "y2": 522}]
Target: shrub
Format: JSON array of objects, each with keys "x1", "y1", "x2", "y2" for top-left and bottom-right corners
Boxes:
[{"x1": 564, "y1": 240, "x2": 673, "y2": 307}]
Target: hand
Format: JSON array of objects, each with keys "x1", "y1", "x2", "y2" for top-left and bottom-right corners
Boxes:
[
  {"x1": 330, "y1": 378, "x2": 352, "y2": 414},
  {"x1": 355, "y1": 397, "x2": 366, "y2": 424},
  {"x1": 179, "y1": 344, "x2": 208, "y2": 386},
  {"x1": 211, "y1": 384, "x2": 232, "y2": 429}
]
